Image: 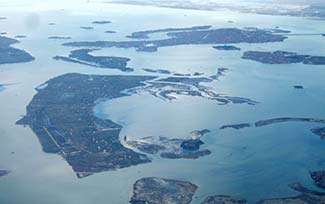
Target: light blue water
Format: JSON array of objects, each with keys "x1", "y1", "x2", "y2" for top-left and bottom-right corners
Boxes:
[{"x1": 1, "y1": 1, "x2": 325, "y2": 204}]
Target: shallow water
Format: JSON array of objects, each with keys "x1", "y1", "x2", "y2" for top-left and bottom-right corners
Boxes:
[{"x1": 1, "y1": 1, "x2": 325, "y2": 204}]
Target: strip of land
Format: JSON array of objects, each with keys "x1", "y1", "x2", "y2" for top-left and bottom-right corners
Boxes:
[
  {"x1": 0, "y1": 35, "x2": 35, "y2": 64},
  {"x1": 242, "y1": 51, "x2": 325, "y2": 65},
  {"x1": 53, "y1": 49, "x2": 133, "y2": 72},
  {"x1": 63, "y1": 28, "x2": 287, "y2": 52},
  {"x1": 126, "y1": 25, "x2": 212, "y2": 39}
]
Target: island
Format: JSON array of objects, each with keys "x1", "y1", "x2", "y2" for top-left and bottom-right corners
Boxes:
[
  {"x1": 242, "y1": 50, "x2": 325, "y2": 65},
  {"x1": 14, "y1": 35, "x2": 26, "y2": 39},
  {"x1": 310, "y1": 170, "x2": 325, "y2": 189},
  {"x1": 142, "y1": 68, "x2": 172, "y2": 74},
  {"x1": 127, "y1": 129, "x2": 211, "y2": 159},
  {"x1": 220, "y1": 123, "x2": 251, "y2": 130},
  {"x1": 0, "y1": 170, "x2": 10, "y2": 177},
  {"x1": 255, "y1": 117, "x2": 325, "y2": 127},
  {"x1": 53, "y1": 49, "x2": 133, "y2": 72},
  {"x1": 92, "y1": 20, "x2": 111, "y2": 24},
  {"x1": 213, "y1": 45, "x2": 241, "y2": 51},
  {"x1": 63, "y1": 28, "x2": 287, "y2": 52},
  {"x1": 294, "y1": 85, "x2": 304, "y2": 89},
  {"x1": 129, "y1": 177, "x2": 197, "y2": 204},
  {"x1": 16, "y1": 73, "x2": 155, "y2": 178},
  {"x1": 201, "y1": 195, "x2": 247, "y2": 204},
  {"x1": 210, "y1": 68, "x2": 229, "y2": 80},
  {"x1": 126, "y1": 25, "x2": 212, "y2": 39},
  {"x1": 80, "y1": 26, "x2": 94, "y2": 30},
  {"x1": 311, "y1": 127, "x2": 325, "y2": 139},
  {"x1": 193, "y1": 72, "x2": 204, "y2": 76},
  {"x1": 48, "y1": 36, "x2": 72, "y2": 40},
  {"x1": 48, "y1": 23, "x2": 56, "y2": 26},
  {"x1": 0, "y1": 17, "x2": 6, "y2": 20},
  {"x1": 0, "y1": 35, "x2": 35, "y2": 64},
  {"x1": 104, "y1": 30, "x2": 116, "y2": 34}
]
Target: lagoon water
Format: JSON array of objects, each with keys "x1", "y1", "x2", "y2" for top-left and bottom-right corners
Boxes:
[{"x1": 1, "y1": 1, "x2": 325, "y2": 204}]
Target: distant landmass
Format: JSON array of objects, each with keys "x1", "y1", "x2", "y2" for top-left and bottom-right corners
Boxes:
[{"x1": 107, "y1": 0, "x2": 325, "y2": 19}]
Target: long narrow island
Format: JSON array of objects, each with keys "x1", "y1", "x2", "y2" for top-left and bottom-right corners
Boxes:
[
  {"x1": 126, "y1": 25, "x2": 212, "y2": 39},
  {"x1": 53, "y1": 49, "x2": 133, "y2": 72},
  {"x1": 63, "y1": 27, "x2": 287, "y2": 52}
]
